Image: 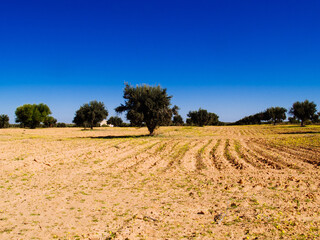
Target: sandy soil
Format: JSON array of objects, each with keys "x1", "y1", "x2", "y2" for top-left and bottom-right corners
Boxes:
[{"x1": 0, "y1": 126, "x2": 319, "y2": 239}]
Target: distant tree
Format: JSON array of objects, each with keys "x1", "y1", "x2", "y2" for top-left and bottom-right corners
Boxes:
[
  {"x1": 121, "y1": 122, "x2": 130, "y2": 127},
  {"x1": 115, "y1": 83, "x2": 173, "y2": 135},
  {"x1": 186, "y1": 118, "x2": 192, "y2": 125},
  {"x1": 57, "y1": 122, "x2": 67, "y2": 128},
  {"x1": 73, "y1": 100, "x2": 108, "y2": 129},
  {"x1": 289, "y1": 100, "x2": 317, "y2": 127},
  {"x1": 234, "y1": 108, "x2": 286, "y2": 125},
  {"x1": 265, "y1": 107, "x2": 287, "y2": 125},
  {"x1": 314, "y1": 112, "x2": 320, "y2": 123},
  {"x1": 15, "y1": 103, "x2": 53, "y2": 128},
  {"x1": 288, "y1": 117, "x2": 299, "y2": 124},
  {"x1": 43, "y1": 116, "x2": 57, "y2": 127},
  {"x1": 0, "y1": 114, "x2": 10, "y2": 128},
  {"x1": 186, "y1": 108, "x2": 219, "y2": 126},
  {"x1": 173, "y1": 115, "x2": 184, "y2": 126},
  {"x1": 171, "y1": 105, "x2": 184, "y2": 126},
  {"x1": 108, "y1": 116, "x2": 123, "y2": 127},
  {"x1": 172, "y1": 105, "x2": 179, "y2": 115}
]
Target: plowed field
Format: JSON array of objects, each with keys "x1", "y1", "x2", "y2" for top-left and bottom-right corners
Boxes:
[{"x1": 0, "y1": 126, "x2": 320, "y2": 239}]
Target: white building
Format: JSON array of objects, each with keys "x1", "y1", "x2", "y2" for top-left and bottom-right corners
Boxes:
[{"x1": 100, "y1": 120, "x2": 107, "y2": 126}]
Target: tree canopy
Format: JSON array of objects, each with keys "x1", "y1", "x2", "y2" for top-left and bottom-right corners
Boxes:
[
  {"x1": 15, "y1": 103, "x2": 53, "y2": 128},
  {"x1": 265, "y1": 107, "x2": 287, "y2": 125},
  {"x1": 73, "y1": 100, "x2": 108, "y2": 129},
  {"x1": 108, "y1": 116, "x2": 123, "y2": 127},
  {"x1": 0, "y1": 114, "x2": 9, "y2": 128},
  {"x1": 115, "y1": 83, "x2": 173, "y2": 135},
  {"x1": 234, "y1": 107, "x2": 287, "y2": 125},
  {"x1": 289, "y1": 100, "x2": 317, "y2": 126},
  {"x1": 234, "y1": 112, "x2": 266, "y2": 125},
  {"x1": 43, "y1": 116, "x2": 57, "y2": 127},
  {"x1": 172, "y1": 115, "x2": 184, "y2": 126},
  {"x1": 186, "y1": 108, "x2": 219, "y2": 126}
]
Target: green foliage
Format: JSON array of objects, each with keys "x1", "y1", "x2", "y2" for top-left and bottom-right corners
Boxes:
[
  {"x1": 186, "y1": 108, "x2": 219, "y2": 126},
  {"x1": 15, "y1": 103, "x2": 53, "y2": 128},
  {"x1": 0, "y1": 114, "x2": 10, "y2": 128},
  {"x1": 265, "y1": 107, "x2": 287, "y2": 125},
  {"x1": 43, "y1": 116, "x2": 57, "y2": 127},
  {"x1": 115, "y1": 83, "x2": 173, "y2": 135},
  {"x1": 234, "y1": 107, "x2": 287, "y2": 125},
  {"x1": 288, "y1": 117, "x2": 299, "y2": 124},
  {"x1": 289, "y1": 100, "x2": 317, "y2": 126},
  {"x1": 235, "y1": 111, "x2": 269, "y2": 125},
  {"x1": 313, "y1": 112, "x2": 320, "y2": 123},
  {"x1": 73, "y1": 100, "x2": 108, "y2": 129},
  {"x1": 57, "y1": 122, "x2": 67, "y2": 127},
  {"x1": 108, "y1": 116, "x2": 123, "y2": 127},
  {"x1": 172, "y1": 105, "x2": 179, "y2": 116},
  {"x1": 172, "y1": 115, "x2": 184, "y2": 126},
  {"x1": 171, "y1": 105, "x2": 184, "y2": 126}
]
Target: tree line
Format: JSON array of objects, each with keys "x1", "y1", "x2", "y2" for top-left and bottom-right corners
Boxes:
[
  {"x1": 234, "y1": 100, "x2": 319, "y2": 127},
  {"x1": 0, "y1": 84, "x2": 319, "y2": 133}
]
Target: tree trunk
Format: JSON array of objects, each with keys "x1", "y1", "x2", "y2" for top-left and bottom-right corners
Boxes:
[
  {"x1": 148, "y1": 128, "x2": 154, "y2": 135},
  {"x1": 147, "y1": 124, "x2": 156, "y2": 135}
]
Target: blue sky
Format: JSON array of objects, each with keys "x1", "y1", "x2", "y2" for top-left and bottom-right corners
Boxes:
[{"x1": 1, "y1": 0, "x2": 319, "y2": 123}]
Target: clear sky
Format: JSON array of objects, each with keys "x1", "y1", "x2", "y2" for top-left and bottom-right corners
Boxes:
[{"x1": 1, "y1": 0, "x2": 319, "y2": 123}]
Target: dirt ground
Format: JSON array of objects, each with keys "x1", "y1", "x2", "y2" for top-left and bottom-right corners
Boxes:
[{"x1": 0, "y1": 125, "x2": 319, "y2": 239}]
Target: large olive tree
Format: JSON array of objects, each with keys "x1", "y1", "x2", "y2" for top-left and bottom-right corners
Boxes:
[
  {"x1": 115, "y1": 84, "x2": 173, "y2": 135},
  {"x1": 289, "y1": 100, "x2": 317, "y2": 127}
]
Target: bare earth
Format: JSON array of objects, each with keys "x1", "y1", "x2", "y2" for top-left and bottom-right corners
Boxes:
[{"x1": 0, "y1": 126, "x2": 319, "y2": 239}]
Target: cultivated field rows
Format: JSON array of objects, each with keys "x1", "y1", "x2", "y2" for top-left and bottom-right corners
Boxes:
[{"x1": 0, "y1": 126, "x2": 319, "y2": 239}]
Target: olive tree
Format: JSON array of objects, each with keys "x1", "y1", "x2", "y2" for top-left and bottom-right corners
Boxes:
[
  {"x1": 186, "y1": 108, "x2": 219, "y2": 126},
  {"x1": 73, "y1": 100, "x2": 108, "y2": 129},
  {"x1": 15, "y1": 103, "x2": 53, "y2": 128},
  {"x1": 265, "y1": 107, "x2": 287, "y2": 125},
  {"x1": 115, "y1": 83, "x2": 173, "y2": 135},
  {"x1": 171, "y1": 105, "x2": 184, "y2": 126},
  {"x1": 108, "y1": 116, "x2": 123, "y2": 127},
  {"x1": 289, "y1": 100, "x2": 317, "y2": 126}
]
